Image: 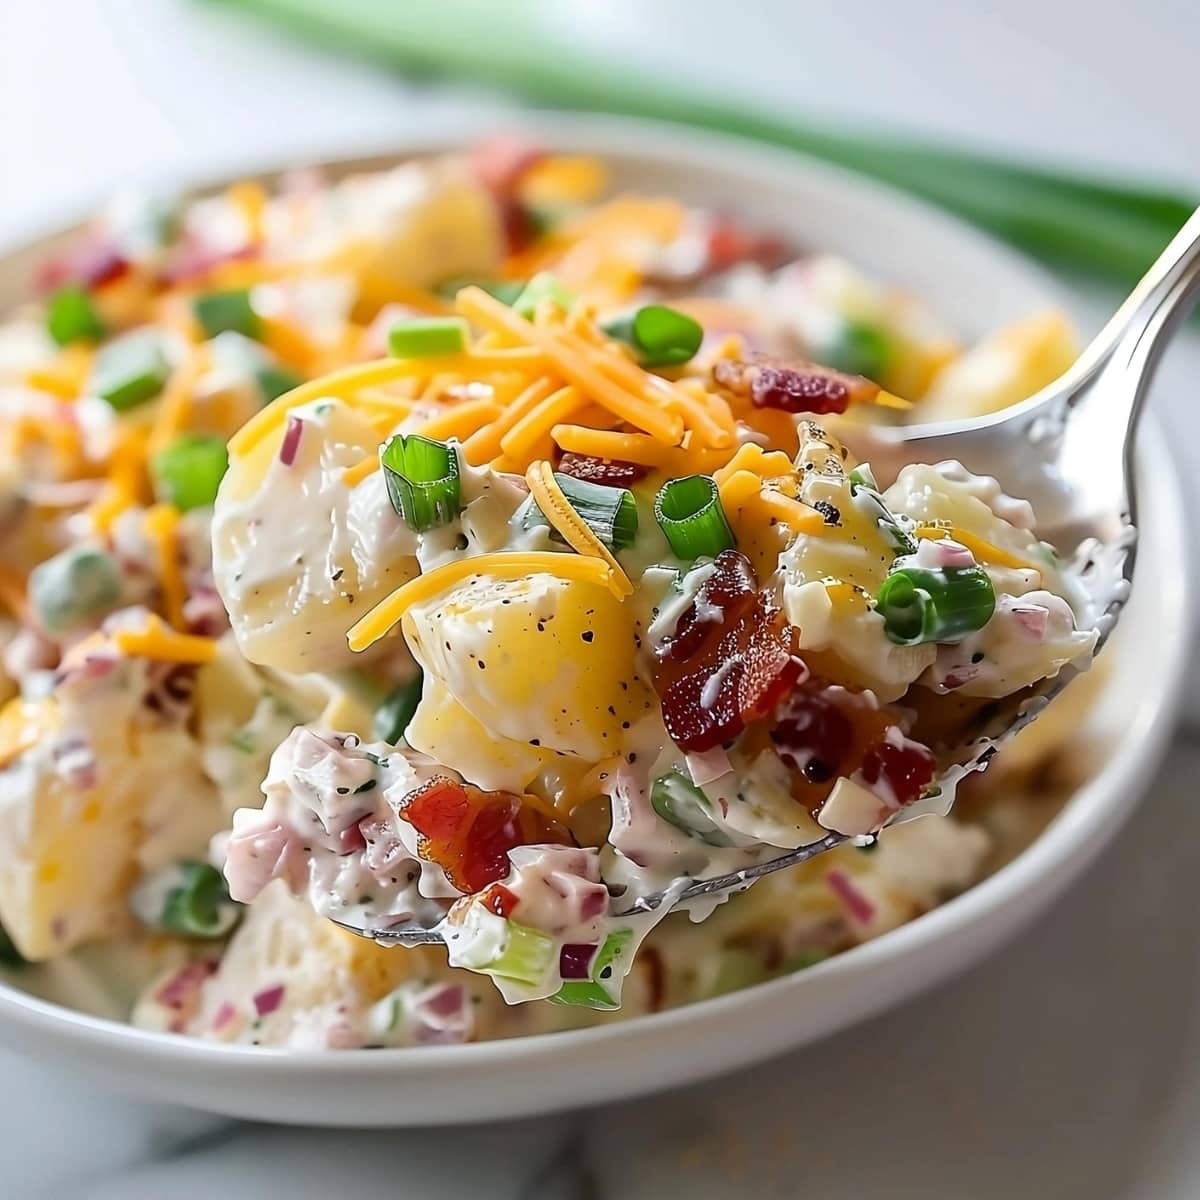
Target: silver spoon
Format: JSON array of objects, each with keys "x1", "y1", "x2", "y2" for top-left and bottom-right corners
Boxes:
[{"x1": 342, "y1": 205, "x2": 1200, "y2": 947}]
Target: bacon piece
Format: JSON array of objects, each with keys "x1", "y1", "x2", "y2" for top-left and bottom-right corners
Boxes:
[
  {"x1": 398, "y1": 777, "x2": 573, "y2": 895},
  {"x1": 713, "y1": 354, "x2": 879, "y2": 415},
  {"x1": 705, "y1": 217, "x2": 793, "y2": 275},
  {"x1": 37, "y1": 238, "x2": 130, "y2": 293},
  {"x1": 653, "y1": 550, "x2": 805, "y2": 753},
  {"x1": 556, "y1": 453, "x2": 648, "y2": 488}
]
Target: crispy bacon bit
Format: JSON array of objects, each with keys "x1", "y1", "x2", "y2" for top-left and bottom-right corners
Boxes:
[
  {"x1": 161, "y1": 241, "x2": 257, "y2": 286},
  {"x1": 705, "y1": 217, "x2": 793, "y2": 275},
  {"x1": 653, "y1": 549, "x2": 805, "y2": 753},
  {"x1": 556, "y1": 452, "x2": 648, "y2": 487},
  {"x1": 713, "y1": 355, "x2": 879, "y2": 415},
  {"x1": 481, "y1": 883, "x2": 519, "y2": 918},
  {"x1": 469, "y1": 133, "x2": 544, "y2": 196},
  {"x1": 399, "y1": 777, "x2": 574, "y2": 894},
  {"x1": 859, "y1": 738, "x2": 936, "y2": 808},
  {"x1": 770, "y1": 680, "x2": 937, "y2": 817},
  {"x1": 37, "y1": 239, "x2": 130, "y2": 294},
  {"x1": 470, "y1": 134, "x2": 547, "y2": 255}
]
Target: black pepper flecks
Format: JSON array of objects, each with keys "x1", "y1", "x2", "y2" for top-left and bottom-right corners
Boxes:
[{"x1": 813, "y1": 500, "x2": 841, "y2": 525}]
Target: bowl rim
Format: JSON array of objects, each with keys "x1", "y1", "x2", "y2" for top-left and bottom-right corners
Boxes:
[{"x1": 0, "y1": 112, "x2": 1189, "y2": 1078}]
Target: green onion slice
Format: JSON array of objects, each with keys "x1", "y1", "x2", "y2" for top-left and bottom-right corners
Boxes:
[
  {"x1": 132, "y1": 861, "x2": 242, "y2": 939},
  {"x1": 92, "y1": 331, "x2": 171, "y2": 411},
  {"x1": 254, "y1": 363, "x2": 304, "y2": 403},
  {"x1": 480, "y1": 921, "x2": 557, "y2": 986},
  {"x1": 822, "y1": 320, "x2": 891, "y2": 380},
  {"x1": 876, "y1": 565, "x2": 996, "y2": 646},
  {"x1": 604, "y1": 304, "x2": 704, "y2": 368},
  {"x1": 373, "y1": 670, "x2": 424, "y2": 745},
  {"x1": 520, "y1": 472, "x2": 638, "y2": 550},
  {"x1": 654, "y1": 475, "x2": 735, "y2": 561},
  {"x1": 847, "y1": 464, "x2": 879, "y2": 493},
  {"x1": 549, "y1": 929, "x2": 634, "y2": 1009},
  {"x1": 380, "y1": 434, "x2": 462, "y2": 532},
  {"x1": 152, "y1": 433, "x2": 229, "y2": 511},
  {"x1": 193, "y1": 288, "x2": 262, "y2": 340},
  {"x1": 512, "y1": 272, "x2": 575, "y2": 318},
  {"x1": 387, "y1": 316, "x2": 469, "y2": 358},
  {"x1": 29, "y1": 545, "x2": 122, "y2": 635},
  {"x1": 435, "y1": 276, "x2": 525, "y2": 306},
  {"x1": 650, "y1": 771, "x2": 735, "y2": 847},
  {"x1": 46, "y1": 285, "x2": 106, "y2": 346}
]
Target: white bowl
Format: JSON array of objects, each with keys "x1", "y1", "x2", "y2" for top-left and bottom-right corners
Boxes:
[{"x1": 0, "y1": 116, "x2": 1188, "y2": 1126}]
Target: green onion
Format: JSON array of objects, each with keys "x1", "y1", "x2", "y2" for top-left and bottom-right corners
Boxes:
[
  {"x1": 92, "y1": 331, "x2": 171, "y2": 411},
  {"x1": 650, "y1": 771, "x2": 734, "y2": 847},
  {"x1": 151, "y1": 433, "x2": 229, "y2": 511},
  {"x1": 520, "y1": 472, "x2": 638, "y2": 550},
  {"x1": 786, "y1": 948, "x2": 830, "y2": 972},
  {"x1": 847, "y1": 464, "x2": 879, "y2": 493},
  {"x1": 0, "y1": 922, "x2": 26, "y2": 969},
  {"x1": 821, "y1": 320, "x2": 891, "y2": 380},
  {"x1": 131, "y1": 861, "x2": 242, "y2": 939},
  {"x1": 876, "y1": 565, "x2": 996, "y2": 646},
  {"x1": 380, "y1": 434, "x2": 462, "y2": 532},
  {"x1": 193, "y1": 288, "x2": 262, "y2": 340},
  {"x1": 549, "y1": 929, "x2": 633, "y2": 1009},
  {"x1": 654, "y1": 475, "x2": 735, "y2": 561},
  {"x1": 46, "y1": 285, "x2": 106, "y2": 346},
  {"x1": 29, "y1": 545, "x2": 122, "y2": 635},
  {"x1": 387, "y1": 316, "x2": 469, "y2": 358},
  {"x1": 480, "y1": 921, "x2": 557, "y2": 986},
  {"x1": 603, "y1": 304, "x2": 704, "y2": 368},
  {"x1": 373, "y1": 670, "x2": 424, "y2": 744},
  {"x1": 435, "y1": 276, "x2": 525, "y2": 305},
  {"x1": 254, "y1": 363, "x2": 304, "y2": 403},
  {"x1": 511, "y1": 272, "x2": 574, "y2": 318},
  {"x1": 852, "y1": 484, "x2": 916, "y2": 557}
]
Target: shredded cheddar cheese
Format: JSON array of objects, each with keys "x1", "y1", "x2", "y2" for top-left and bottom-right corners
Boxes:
[
  {"x1": 914, "y1": 525, "x2": 1040, "y2": 573},
  {"x1": 524, "y1": 461, "x2": 632, "y2": 598},
  {"x1": 143, "y1": 504, "x2": 186, "y2": 630},
  {"x1": 347, "y1": 552, "x2": 614, "y2": 653},
  {"x1": 112, "y1": 616, "x2": 218, "y2": 664}
]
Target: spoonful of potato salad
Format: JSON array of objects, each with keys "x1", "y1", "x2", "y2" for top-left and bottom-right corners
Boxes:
[{"x1": 211, "y1": 187, "x2": 1199, "y2": 1011}]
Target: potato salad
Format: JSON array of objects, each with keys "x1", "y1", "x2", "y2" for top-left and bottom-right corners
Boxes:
[{"x1": 0, "y1": 138, "x2": 1093, "y2": 1046}]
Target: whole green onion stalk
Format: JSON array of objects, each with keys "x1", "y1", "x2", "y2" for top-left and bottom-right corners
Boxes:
[{"x1": 209, "y1": 0, "x2": 1196, "y2": 287}]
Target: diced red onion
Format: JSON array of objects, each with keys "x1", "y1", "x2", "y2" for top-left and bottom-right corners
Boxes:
[
  {"x1": 1011, "y1": 603, "x2": 1050, "y2": 640},
  {"x1": 253, "y1": 984, "x2": 286, "y2": 1017},
  {"x1": 826, "y1": 869, "x2": 876, "y2": 925},
  {"x1": 559, "y1": 943, "x2": 597, "y2": 980},
  {"x1": 279, "y1": 415, "x2": 305, "y2": 466},
  {"x1": 155, "y1": 960, "x2": 217, "y2": 1009},
  {"x1": 212, "y1": 1001, "x2": 238, "y2": 1031}
]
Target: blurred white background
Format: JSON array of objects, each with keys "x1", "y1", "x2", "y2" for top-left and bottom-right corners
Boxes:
[{"x1": 3, "y1": 3, "x2": 1200, "y2": 1196}]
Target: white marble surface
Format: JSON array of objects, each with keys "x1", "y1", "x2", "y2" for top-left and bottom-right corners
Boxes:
[{"x1": 3, "y1": 2, "x2": 1200, "y2": 1196}]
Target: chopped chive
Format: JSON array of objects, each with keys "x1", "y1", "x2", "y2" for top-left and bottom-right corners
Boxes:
[
  {"x1": 512, "y1": 272, "x2": 575, "y2": 318},
  {"x1": 387, "y1": 316, "x2": 469, "y2": 358},
  {"x1": 131, "y1": 861, "x2": 242, "y2": 939},
  {"x1": 604, "y1": 304, "x2": 704, "y2": 368},
  {"x1": 435, "y1": 276, "x2": 525, "y2": 305},
  {"x1": 29, "y1": 545, "x2": 122, "y2": 635},
  {"x1": 254, "y1": 363, "x2": 304, "y2": 403},
  {"x1": 46, "y1": 285, "x2": 106, "y2": 346},
  {"x1": 876, "y1": 565, "x2": 996, "y2": 646},
  {"x1": 654, "y1": 475, "x2": 735, "y2": 561},
  {"x1": 380, "y1": 434, "x2": 462, "y2": 532},
  {"x1": 193, "y1": 288, "x2": 261, "y2": 340},
  {"x1": 649, "y1": 771, "x2": 734, "y2": 847},
  {"x1": 151, "y1": 433, "x2": 229, "y2": 511},
  {"x1": 822, "y1": 320, "x2": 891, "y2": 380},
  {"x1": 373, "y1": 669, "x2": 424, "y2": 744},
  {"x1": 520, "y1": 472, "x2": 638, "y2": 550},
  {"x1": 92, "y1": 331, "x2": 171, "y2": 411}
]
